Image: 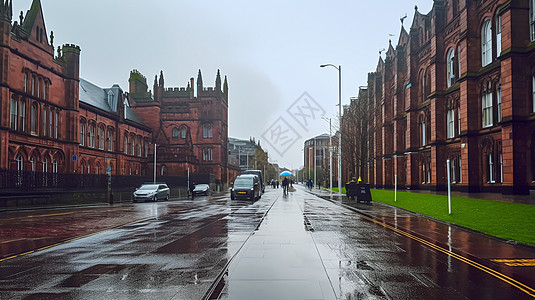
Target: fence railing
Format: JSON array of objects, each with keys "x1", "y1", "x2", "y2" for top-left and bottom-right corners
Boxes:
[{"x1": 0, "y1": 169, "x2": 216, "y2": 193}]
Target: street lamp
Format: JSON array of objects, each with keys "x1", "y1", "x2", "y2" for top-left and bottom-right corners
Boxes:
[
  {"x1": 320, "y1": 64, "x2": 342, "y2": 197},
  {"x1": 322, "y1": 117, "x2": 333, "y2": 197}
]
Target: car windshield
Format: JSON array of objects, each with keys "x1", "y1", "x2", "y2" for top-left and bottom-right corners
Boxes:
[
  {"x1": 234, "y1": 178, "x2": 253, "y2": 188},
  {"x1": 139, "y1": 184, "x2": 158, "y2": 190}
]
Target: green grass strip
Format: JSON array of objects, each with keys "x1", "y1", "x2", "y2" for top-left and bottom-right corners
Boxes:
[{"x1": 332, "y1": 187, "x2": 535, "y2": 246}]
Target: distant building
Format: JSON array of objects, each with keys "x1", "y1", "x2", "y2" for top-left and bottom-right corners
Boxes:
[
  {"x1": 303, "y1": 134, "x2": 337, "y2": 186},
  {"x1": 228, "y1": 137, "x2": 259, "y2": 171},
  {"x1": 343, "y1": 0, "x2": 535, "y2": 195}
]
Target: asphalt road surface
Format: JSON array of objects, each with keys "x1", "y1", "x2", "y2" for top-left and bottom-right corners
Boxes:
[{"x1": 1, "y1": 186, "x2": 534, "y2": 299}]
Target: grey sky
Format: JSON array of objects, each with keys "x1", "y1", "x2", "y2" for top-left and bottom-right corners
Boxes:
[{"x1": 15, "y1": 0, "x2": 432, "y2": 170}]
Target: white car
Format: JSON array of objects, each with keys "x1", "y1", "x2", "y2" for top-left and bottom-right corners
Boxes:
[{"x1": 133, "y1": 183, "x2": 170, "y2": 202}]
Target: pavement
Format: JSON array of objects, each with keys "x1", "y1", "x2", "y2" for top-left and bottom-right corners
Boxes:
[{"x1": 214, "y1": 185, "x2": 535, "y2": 299}]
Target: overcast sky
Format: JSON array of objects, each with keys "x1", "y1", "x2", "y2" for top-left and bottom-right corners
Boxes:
[{"x1": 15, "y1": 0, "x2": 433, "y2": 170}]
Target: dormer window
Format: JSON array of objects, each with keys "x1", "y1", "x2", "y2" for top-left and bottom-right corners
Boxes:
[{"x1": 107, "y1": 90, "x2": 115, "y2": 109}]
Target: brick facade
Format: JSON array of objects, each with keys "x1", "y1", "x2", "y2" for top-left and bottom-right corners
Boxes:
[
  {"x1": 0, "y1": 0, "x2": 229, "y2": 186},
  {"x1": 344, "y1": 0, "x2": 535, "y2": 195}
]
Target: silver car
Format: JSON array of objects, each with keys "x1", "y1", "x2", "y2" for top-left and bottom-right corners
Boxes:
[{"x1": 133, "y1": 183, "x2": 170, "y2": 202}]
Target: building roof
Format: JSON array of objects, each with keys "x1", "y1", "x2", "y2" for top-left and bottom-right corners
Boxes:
[{"x1": 79, "y1": 78, "x2": 145, "y2": 126}]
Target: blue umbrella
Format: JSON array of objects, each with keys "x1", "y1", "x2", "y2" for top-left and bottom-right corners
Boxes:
[{"x1": 279, "y1": 171, "x2": 293, "y2": 177}]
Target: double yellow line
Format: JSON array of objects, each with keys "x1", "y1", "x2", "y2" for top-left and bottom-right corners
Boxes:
[{"x1": 360, "y1": 213, "x2": 535, "y2": 298}]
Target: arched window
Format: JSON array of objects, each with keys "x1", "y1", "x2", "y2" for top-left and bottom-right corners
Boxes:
[
  {"x1": 137, "y1": 136, "x2": 142, "y2": 156},
  {"x1": 30, "y1": 156, "x2": 36, "y2": 172},
  {"x1": 131, "y1": 135, "x2": 136, "y2": 155},
  {"x1": 446, "y1": 48, "x2": 456, "y2": 87},
  {"x1": 124, "y1": 134, "x2": 128, "y2": 154},
  {"x1": 31, "y1": 104, "x2": 37, "y2": 134},
  {"x1": 88, "y1": 124, "x2": 95, "y2": 148},
  {"x1": 98, "y1": 126, "x2": 105, "y2": 150},
  {"x1": 420, "y1": 70, "x2": 427, "y2": 102},
  {"x1": 16, "y1": 155, "x2": 23, "y2": 171},
  {"x1": 203, "y1": 123, "x2": 213, "y2": 138},
  {"x1": 481, "y1": 19, "x2": 492, "y2": 67},
  {"x1": 80, "y1": 121, "x2": 85, "y2": 146},
  {"x1": 42, "y1": 158, "x2": 48, "y2": 172},
  {"x1": 181, "y1": 126, "x2": 187, "y2": 139},
  {"x1": 107, "y1": 129, "x2": 114, "y2": 151},
  {"x1": 172, "y1": 127, "x2": 179, "y2": 139}
]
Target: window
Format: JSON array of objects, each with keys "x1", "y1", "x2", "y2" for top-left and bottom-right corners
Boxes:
[
  {"x1": 131, "y1": 136, "x2": 135, "y2": 155},
  {"x1": 447, "y1": 108, "x2": 455, "y2": 138},
  {"x1": 172, "y1": 127, "x2": 179, "y2": 139},
  {"x1": 42, "y1": 107, "x2": 47, "y2": 136},
  {"x1": 451, "y1": 159, "x2": 456, "y2": 183},
  {"x1": 457, "y1": 45, "x2": 462, "y2": 77},
  {"x1": 499, "y1": 151, "x2": 503, "y2": 183},
  {"x1": 107, "y1": 129, "x2": 114, "y2": 151},
  {"x1": 48, "y1": 109, "x2": 53, "y2": 137},
  {"x1": 421, "y1": 117, "x2": 427, "y2": 146},
  {"x1": 43, "y1": 158, "x2": 48, "y2": 172},
  {"x1": 530, "y1": 0, "x2": 535, "y2": 41},
  {"x1": 457, "y1": 105, "x2": 461, "y2": 135},
  {"x1": 482, "y1": 91, "x2": 493, "y2": 127},
  {"x1": 124, "y1": 135, "x2": 128, "y2": 154},
  {"x1": 532, "y1": 76, "x2": 535, "y2": 112},
  {"x1": 89, "y1": 124, "x2": 95, "y2": 148},
  {"x1": 80, "y1": 122, "x2": 85, "y2": 146},
  {"x1": 31, "y1": 76, "x2": 36, "y2": 96},
  {"x1": 447, "y1": 48, "x2": 455, "y2": 87},
  {"x1": 30, "y1": 104, "x2": 37, "y2": 134},
  {"x1": 44, "y1": 82, "x2": 48, "y2": 100},
  {"x1": 203, "y1": 124, "x2": 213, "y2": 138},
  {"x1": 421, "y1": 70, "x2": 427, "y2": 101},
  {"x1": 181, "y1": 127, "x2": 187, "y2": 139},
  {"x1": 137, "y1": 137, "x2": 142, "y2": 156},
  {"x1": 481, "y1": 19, "x2": 492, "y2": 67},
  {"x1": 37, "y1": 79, "x2": 41, "y2": 98},
  {"x1": 30, "y1": 157, "x2": 35, "y2": 172},
  {"x1": 496, "y1": 15, "x2": 502, "y2": 56},
  {"x1": 16, "y1": 155, "x2": 23, "y2": 187},
  {"x1": 54, "y1": 111, "x2": 59, "y2": 138},
  {"x1": 459, "y1": 157, "x2": 462, "y2": 183},
  {"x1": 24, "y1": 73, "x2": 28, "y2": 93},
  {"x1": 144, "y1": 140, "x2": 148, "y2": 157},
  {"x1": 488, "y1": 153, "x2": 495, "y2": 183},
  {"x1": 98, "y1": 126, "x2": 105, "y2": 150},
  {"x1": 10, "y1": 97, "x2": 17, "y2": 130},
  {"x1": 20, "y1": 101, "x2": 26, "y2": 133},
  {"x1": 203, "y1": 148, "x2": 213, "y2": 161},
  {"x1": 497, "y1": 83, "x2": 502, "y2": 122}
]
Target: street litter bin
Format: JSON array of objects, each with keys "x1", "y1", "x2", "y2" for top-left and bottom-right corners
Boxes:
[{"x1": 345, "y1": 182, "x2": 372, "y2": 204}]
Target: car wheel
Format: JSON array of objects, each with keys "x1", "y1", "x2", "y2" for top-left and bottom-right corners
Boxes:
[
  {"x1": 165, "y1": 194, "x2": 169, "y2": 201},
  {"x1": 153, "y1": 195, "x2": 157, "y2": 202}
]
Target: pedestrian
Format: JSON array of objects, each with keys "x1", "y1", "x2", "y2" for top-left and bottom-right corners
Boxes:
[
  {"x1": 276, "y1": 181, "x2": 279, "y2": 189},
  {"x1": 282, "y1": 177, "x2": 289, "y2": 195},
  {"x1": 190, "y1": 181, "x2": 196, "y2": 199}
]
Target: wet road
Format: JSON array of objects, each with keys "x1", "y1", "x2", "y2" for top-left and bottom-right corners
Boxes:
[{"x1": 1, "y1": 187, "x2": 534, "y2": 299}]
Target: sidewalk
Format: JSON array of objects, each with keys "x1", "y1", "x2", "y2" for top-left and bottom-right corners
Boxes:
[
  {"x1": 305, "y1": 186, "x2": 535, "y2": 286},
  {"x1": 217, "y1": 191, "x2": 337, "y2": 300}
]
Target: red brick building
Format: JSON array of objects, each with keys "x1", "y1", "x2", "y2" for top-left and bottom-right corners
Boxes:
[
  {"x1": 0, "y1": 0, "x2": 229, "y2": 189},
  {"x1": 346, "y1": 0, "x2": 535, "y2": 195},
  {"x1": 128, "y1": 69, "x2": 229, "y2": 183}
]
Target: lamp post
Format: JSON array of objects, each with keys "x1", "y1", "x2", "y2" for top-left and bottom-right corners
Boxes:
[
  {"x1": 153, "y1": 143, "x2": 157, "y2": 183},
  {"x1": 320, "y1": 64, "x2": 342, "y2": 197},
  {"x1": 322, "y1": 117, "x2": 333, "y2": 197}
]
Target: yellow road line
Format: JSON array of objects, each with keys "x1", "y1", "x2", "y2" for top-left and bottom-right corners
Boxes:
[
  {"x1": 0, "y1": 217, "x2": 154, "y2": 263},
  {"x1": 491, "y1": 259, "x2": 535, "y2": 267},
  {"x1": 360, "y1": 214, "x2": 535, "y2": 298}
]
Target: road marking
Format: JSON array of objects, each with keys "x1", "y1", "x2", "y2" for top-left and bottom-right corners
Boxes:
[
  {"x1": 358, "y1": 213, "x2": 535, "y2": 298},
  {"x1": 1, "y1": 212, "x2": 74, "y2": 222},
  {"x1": 0, "y1": 217, "x2": 154, "y2": 263},
  {"x1": 491, "y1": 259, "x2": 535, "y2": 267},
  {"x1": 0, "y1": 238, "x2": 26, "y2": 244}
]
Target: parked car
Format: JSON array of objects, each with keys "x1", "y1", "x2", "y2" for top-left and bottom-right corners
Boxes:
[
  {"x1": 231, "y1": 174, "x2": 261, "y2": 201},
  {"x1": 133, "y1": 183, "x2": 170, "y2": 202},
  {"x1": 241, "y1": 170, "x2": 265, "y2": 195},
  {"x1": 193, "y1": 184, "x2": 211, "y2": 196}
]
